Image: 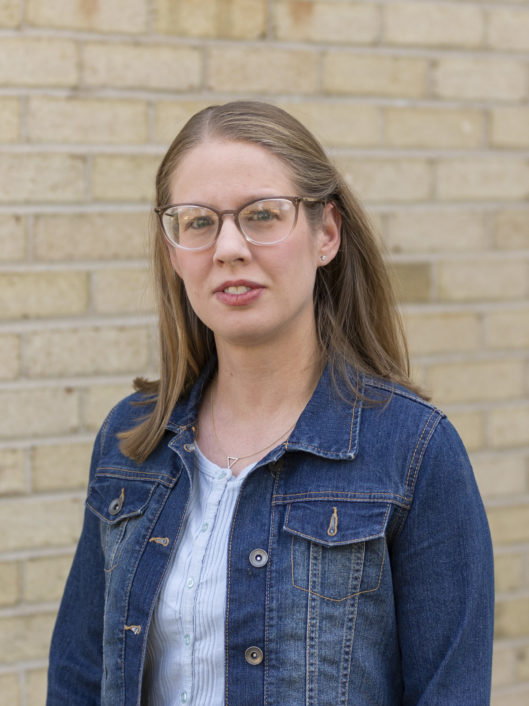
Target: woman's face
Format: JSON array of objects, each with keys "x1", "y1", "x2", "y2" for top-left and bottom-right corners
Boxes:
[{"x1": 166, "y1": 139, "x2": 340, "y2": 351}]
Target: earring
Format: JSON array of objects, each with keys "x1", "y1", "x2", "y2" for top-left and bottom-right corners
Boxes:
[{"x1": 320, "y1": 255, "x2": 327, "y2": 262}]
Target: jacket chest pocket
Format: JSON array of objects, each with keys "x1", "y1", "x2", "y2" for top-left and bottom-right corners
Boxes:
[
  {"x1": 283, "y1": 501, "x2": 390, "y2": 602},
  {"x1": 86, "y1": 476, "x2": 156, "y2": 572}
]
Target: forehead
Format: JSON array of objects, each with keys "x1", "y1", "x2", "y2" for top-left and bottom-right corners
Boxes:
[{"x1": 168, "y1": 139, "x2": 296, "y2": 205}]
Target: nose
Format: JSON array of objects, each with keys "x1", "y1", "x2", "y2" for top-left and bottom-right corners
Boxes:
[{"x1": 213, "y1": 213, "x2": 251, "y2": 264}]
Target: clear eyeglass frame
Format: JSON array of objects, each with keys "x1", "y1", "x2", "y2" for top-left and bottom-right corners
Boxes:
[{"x1": 154, "y1": 195, "x2": 325, "y2": 251}]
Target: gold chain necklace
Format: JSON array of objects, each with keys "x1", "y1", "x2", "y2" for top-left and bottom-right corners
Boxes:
[{"x1": 209, "y1": 387, "x2": 296, "y2": 470}]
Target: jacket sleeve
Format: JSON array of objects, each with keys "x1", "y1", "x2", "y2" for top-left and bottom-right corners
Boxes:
[
  {"x1": 391, "y1": 417, "x2": 494, "y2": 705},
  {"x1": 46, "y1": 425, "x2": 107, "y2": 706}
]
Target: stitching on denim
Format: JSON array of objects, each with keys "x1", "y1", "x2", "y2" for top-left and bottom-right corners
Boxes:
[
  {"x1": 95, "y1": 466, "x2": 176, "y2": 486},
  {"x1": 273, "y1": 491, "x2": 410, "y2": 507},
  {"x1": 405, "y1": 409, "x2": 441, "y2": 495},
  {"x1": 264, "y1": 468, "x2": 280, "y2": 706},
  {"x1": 291, "y1": 535, "x2": 386, "y2": 602},
  {"x1": 347, "y1": 396, "x2": 357, "y2": 453},
  {"x1": 405, "y1": 408, "x2": 439, "y2": 492}
]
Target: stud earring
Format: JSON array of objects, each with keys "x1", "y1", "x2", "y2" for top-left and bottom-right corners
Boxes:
[{"x1": 320, "y1": 255, "x2": 327, "y2": 262}]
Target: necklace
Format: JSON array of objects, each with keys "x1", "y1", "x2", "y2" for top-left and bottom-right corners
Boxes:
[{"x1": 209, "y1": 387, "x2": 296, "y2": 470}]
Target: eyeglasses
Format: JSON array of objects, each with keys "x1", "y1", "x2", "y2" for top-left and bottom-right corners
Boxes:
[{"x1": 154, "y1": 196, "x2": 324, "y2": 251}]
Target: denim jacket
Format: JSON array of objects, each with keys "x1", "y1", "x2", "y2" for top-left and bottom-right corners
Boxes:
[{"x1": 47, "y1": 365, "x2": 494, "y2": 706}]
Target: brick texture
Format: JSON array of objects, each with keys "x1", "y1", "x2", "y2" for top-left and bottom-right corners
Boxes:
[{"x1": 1, "y1": 0, "x2": 528, "y2": 700}]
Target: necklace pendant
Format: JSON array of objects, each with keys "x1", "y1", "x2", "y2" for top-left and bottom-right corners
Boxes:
[{"x1": 227, "y1": 456, "x2": 239, "y2": 469}]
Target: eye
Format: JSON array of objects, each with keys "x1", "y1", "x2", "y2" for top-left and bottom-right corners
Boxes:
[{"x1": 186, "y1": 214, "x2": 215, "y2": 231}]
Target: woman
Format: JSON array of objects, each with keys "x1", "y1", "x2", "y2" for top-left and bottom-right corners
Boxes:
[{"x1": 47, "y1": 101, "x2": 494, "y2": 705}]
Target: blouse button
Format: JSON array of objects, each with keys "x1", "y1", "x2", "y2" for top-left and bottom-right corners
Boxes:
[
  {"x1": 245, "y1": 646, "x2": 264, "y2": 665},
  {"x1": 249, "y1": 549, "x2": 268, "y2": 568},
  {"x1": 108, "y1": 496, "x2": 123, "y2": 515}
]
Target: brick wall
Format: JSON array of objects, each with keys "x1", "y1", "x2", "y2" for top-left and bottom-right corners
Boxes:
[{"x1": 1, "y1": 1, "x2": 528, "y2": 703}]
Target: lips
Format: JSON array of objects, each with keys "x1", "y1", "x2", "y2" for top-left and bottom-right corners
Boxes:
[{"x1": 214, "y1": 280, "x2": 264, "y2": 306}]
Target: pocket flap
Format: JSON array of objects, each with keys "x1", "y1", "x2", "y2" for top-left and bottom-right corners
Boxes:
[
  {"x1": 284, "y1": 501, "x2": 390, "y2": 547},
  {"x1": 86, "y1": 476, "x2": 156, "y2": 524}
]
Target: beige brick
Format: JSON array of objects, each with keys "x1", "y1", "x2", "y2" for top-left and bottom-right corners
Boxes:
[
  {"x1": 518, "y1": 647, "x2": 529, "y2": 681},
  {"x1": 492, "y1": 689, "x2": 529, "y2": 706},
  {"x1": 385, "y1": 107, "x2": 483, "y2": 149},
  {"x1": 28, "y1": 97, "x2": 149, "y2": 144},
  {"x1": 490, "y1": 405, "x2": 529, "y2": 449},
  {"x1": 274, "y1": 1, "x2": 378, "y2": 44},
  {"x1": 26, "y1": 0, "x2": 148, "y2": 33},
  {"x1": 0, "y1": 214, "x2": 26, "y2": 262},
  {"x1": 154, "y1": 100, "x2": 214, "y2": 143},
  {"x1": 488, "y1": 505, "x2": 529, "y2": 546},
  {"x1": 0, "y1": 97, "x2": 19, "y2": 142},
  {"x1": 385, "y1": 210, "x2": 487, "y2": 253},
  {"x1": 494, "y1": 553, "x2": 524, "y2": 593},
  {"x1": 32, "y1": 442, "x2": 92, "y2": 492},
  {"x1": 0, "y1": 449, "x2": 26, "y2": 495},
  {"x1": 0, "y1": 38, "x2": 77, "y2": 87},
  {"x1": 82, "y1": 42, "x2": 201, "y2": 91},
  {"x1": 208, "y1": 46, "x2": 318, "y2": 94},
  {"x1": 448, "y1": 410, "x2": 485, "y2": 452},
  {"x1": 26, "y1": 669, "x2": 47, "y2": 706},
  {"x1": 437, "y1": 259, "x2": 527, "y2": 302},
  {"x1": 84, "y1": 383, "x2": 134, "y2": 431},
  {"x1": 155, "y1": 0, "x2": 266, "y2": 39},
  {"x1": 0, "y1": 562, "x2": 19, "y2": 606},
  {"x1": 437, "y1": 159, "x2": 529, "y2": 201},
  {"x1": 390, "y1": 263, "x2": 431, "y2": 303},
  {"x1": 323, "y1": 53, "x2": 428, "y2": 98},
  {"x1": 92, "y1": 155, "x2": 158, "y2": 202},
  {"x1": 92, "y1": 267, "x2": 154, "y2": 314},
  {"x1": 0, "y1": 334, "x2": 20, "y2": 380},
  {"x1": 487, "y1": 309, "x2": 529, "y2": 350},
  {"x1": 404, "y1": 312, "x2": 480, "y2": 355},
  {"x1": 26, "y1": 326, "x2": 150, "y2": 377},
  {"x1": 34, "y1": 212, "x2": 149, "y2": 261},
  {"x1": 384, "y1": 1, "x2": 483, "y2": 48},
  {"x1": 428, "y1": 360, "x2": 525, "y2": 405},
  {"x1": 0, "y1": 0, "x2": 20, "y2": 27},
  {"x1": 488, "y1": 7, "x2": 529, "y2": 51},
  {"x1": 24, "y1": 555, "x2": 72, "y2": 603},
  {"x1": 434, "y1": 57, "x2": 526, "y2": 101},
  {"x1": 494, "y1": 209, "x2": 529, "y2": 250},
  {"x1": 0, "y1": 388, "x2": 80, "y2": 439},
  {"x1": 278, "y1": 101, "x2": 380, "y2": 148},
  {"x1": 491, "y1": 107, "x2": 529, "y2": 149},
  {"x1": 0, "y1": 271, "x2": 88, "y2": 319},
  {"x1": 0, "y1": 154, "x2": 86, "y2": 204},
  {"x1": 473, "y1": 454, "x2": 527, "y2": 497},
  {"x1": 0, "y1": 673, "x2": 20, "y2": 706},
  {"x1": 337, "y1": 158, "x2": 431, "y2": 203},
  {"x1": 495, "y1": 596, "x2": 529, "y2": 638},
  {"x1": 0, "y1": 614, "x2": 55, "y2": 663},
  {"x1": 0, "y1": 496, "x2": 83, "y2": 552},
  {"x1": 492, "y1": 645, "x2": 517, "y2": 688}
]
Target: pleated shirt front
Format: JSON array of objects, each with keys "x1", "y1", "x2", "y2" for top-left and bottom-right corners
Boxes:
[{"x1": 143, "y1": 446, "x2": 255, "y2": 706}]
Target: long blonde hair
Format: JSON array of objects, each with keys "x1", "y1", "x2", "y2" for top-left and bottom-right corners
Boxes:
[{"x1": 120, "y1": 101, "x2": 419, "y2": 462}]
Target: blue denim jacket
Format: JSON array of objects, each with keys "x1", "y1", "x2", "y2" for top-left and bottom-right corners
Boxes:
[{"x1": 47, "y1": 365, "x2": 494, "y2": 705}]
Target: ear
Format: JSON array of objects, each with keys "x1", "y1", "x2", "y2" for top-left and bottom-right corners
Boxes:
[{"x1": 317, "y1": 201, "x2": 341, "y2": 265}]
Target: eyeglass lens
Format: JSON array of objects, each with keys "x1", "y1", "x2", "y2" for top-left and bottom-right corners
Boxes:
[{"x1": 161, "y1": 198, "x2": 297, "y2": 249}]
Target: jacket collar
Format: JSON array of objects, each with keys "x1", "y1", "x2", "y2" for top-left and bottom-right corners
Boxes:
[{"x1": 165, "y1": 359, "x2": 361, "y2": 461}]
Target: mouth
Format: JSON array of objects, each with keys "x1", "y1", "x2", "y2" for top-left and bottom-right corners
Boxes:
[{"x1": 223, "y1": 285, "x2": 252, "y2": 294}]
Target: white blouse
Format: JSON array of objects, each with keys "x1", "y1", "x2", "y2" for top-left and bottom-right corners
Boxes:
[{"x1": 142, "y1": 446, "x2": 255, "y2": 705}]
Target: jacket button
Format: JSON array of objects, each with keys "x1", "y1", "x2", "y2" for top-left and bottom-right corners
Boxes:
[
  {"x1": 108, "y1": 496, "x2": 123, "y2": 515},
  {"x1": 245, "y1": 646, "x2": 263, "y2": 665},
  {"x1": 249, "y1": 549, "x2": 268, "y2": 568}
]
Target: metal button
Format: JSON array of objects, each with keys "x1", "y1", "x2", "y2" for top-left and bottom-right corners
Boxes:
[
  {"x1": 108, "y1": 496, "x2": 123, "y2": 515},
  {"x1": 245, "y1": 646, "x2": 264, "y2": 665},
  {"x1": 183, "y1": 443, "x2": 195, "y2": 452},
  {"x1": 249, "y1": 549, "x2": 268, "y2": 568}
]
